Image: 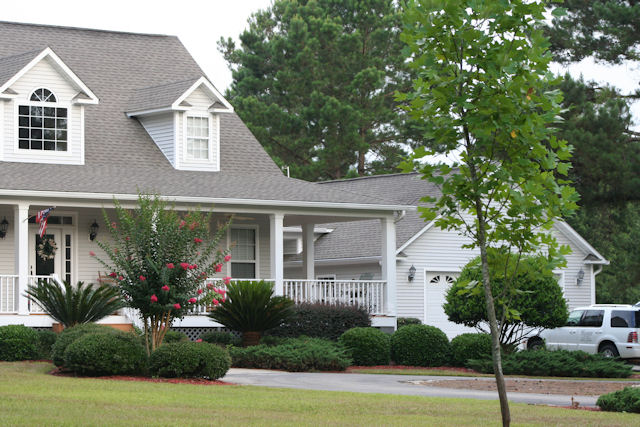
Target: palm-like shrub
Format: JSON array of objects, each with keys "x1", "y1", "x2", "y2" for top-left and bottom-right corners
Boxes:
[
  {"x1": 207, "y1": 280, "x2": 295, "y2": 346},
  {"x1": 25, "y1": 280, "x2": 124, "y2": 328}
]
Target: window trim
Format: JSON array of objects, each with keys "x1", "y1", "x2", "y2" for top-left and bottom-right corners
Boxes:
[
  {"x1": 183, "y1": 111, "x2": 213, "y2": 162},
  {"x1": 14, "y1": 86, "x2": 72, "y2": 157},
  {"x1": 228, "y1": 225, "x2": 259, "y2": 280}
]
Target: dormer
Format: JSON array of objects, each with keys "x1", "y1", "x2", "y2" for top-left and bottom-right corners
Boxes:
[
  {"x1": 126, "y1": 76, "x2": 233, "y2": 171},
  {"x1": 0, "y1": 47, "x2": 98, "y2": 165}
]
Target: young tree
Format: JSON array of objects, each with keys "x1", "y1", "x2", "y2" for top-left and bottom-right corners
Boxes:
[
  {"x1": 94, "y1": 195, "x2": 231, "y2": 354},
  {"x1": 444, "y1": 252, "x2": 568, "y2": 350},
  {"x1": 400, "y1": 2, "x2": 578, "y2": 425},
  {"x1": 220, "y1": 0, "x2": 417, "y2": 181}
]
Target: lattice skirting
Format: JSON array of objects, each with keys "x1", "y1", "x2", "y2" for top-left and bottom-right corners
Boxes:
[{"x1": 171, "y1": 326, "x2": 239, "y2": 341}]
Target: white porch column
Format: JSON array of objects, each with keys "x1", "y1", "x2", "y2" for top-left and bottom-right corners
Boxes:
[
  {"x1": 302, "y1": 223, "x2": 315, "y2": 280},
  {"x1": 14, "y1": 203, "x2": 29, "y2": 315},
  {"x1": 381, "y1": 216, "x2": 397, "y2": 318},
  {"x1": 270, "y1": 213, "x2": 284, "y2": 295}
]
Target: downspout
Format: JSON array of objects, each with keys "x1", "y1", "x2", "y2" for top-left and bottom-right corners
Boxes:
[
  {"x1": 592, "y1": 265, "x2": 604, "y2": 305},
  {"x1": 394, "y1": 210, "x2": 406, "y2": 223}
]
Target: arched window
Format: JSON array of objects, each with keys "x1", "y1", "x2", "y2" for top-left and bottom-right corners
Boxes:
[{"x1": 18, "y1": 88, "x2": 67, "y2": 151}]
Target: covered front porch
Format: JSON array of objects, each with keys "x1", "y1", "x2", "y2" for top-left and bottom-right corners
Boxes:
[{"x1": 0, "y1": 198, "x2": 403, "y2": 329}]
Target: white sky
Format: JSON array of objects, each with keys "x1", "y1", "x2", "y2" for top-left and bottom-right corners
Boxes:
[{"x1": 3, "y1": 0, "x2": 638, "y2": 126}]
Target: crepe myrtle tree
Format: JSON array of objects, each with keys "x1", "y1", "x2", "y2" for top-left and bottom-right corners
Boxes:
[
  {"x1": 93, "y1": 194, "x2": 232, "y2": 354},
  {"x1": 399, "y1": 1, "x2": 577, "y2": 425}
]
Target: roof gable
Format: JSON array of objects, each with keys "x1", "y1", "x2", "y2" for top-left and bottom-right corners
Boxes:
[{"x1": 0, "y1": 47, "x2": 98, "y2": 104}]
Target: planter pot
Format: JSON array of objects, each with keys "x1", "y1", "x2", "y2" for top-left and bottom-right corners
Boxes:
[
  {"x1": 52, "y1": 323, "x2": 64, "y2": 334},
  {"x1": 242, "y1": 331, "x2": 262, "y2": 347}
]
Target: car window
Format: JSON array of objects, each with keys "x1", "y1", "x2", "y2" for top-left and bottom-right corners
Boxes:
[
  {"x1": 611, "y1": 310, "x2": 636, "y2": 328},
  {"x1": 566, "y1": 310, "x2": 584, "y2": 326},
  {"x1": 579, "y1": 310, "x2": 604, "y2": 327}
]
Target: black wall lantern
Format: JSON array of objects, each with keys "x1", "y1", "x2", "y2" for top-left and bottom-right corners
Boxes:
[
  {"x1": 408, "y1": 265, "x2": 416, "y2": 282},
  {"x1": 0, "y1": 217, "x2": 8, "y2": 239},
  {"x1": 89, "y1": 220, "x2": 99, "y2": 241}
]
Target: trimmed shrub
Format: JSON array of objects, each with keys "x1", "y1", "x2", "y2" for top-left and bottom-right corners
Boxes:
[
  {"x1": 149, "y1": 342, "x2": 231, "y2": 379},
  {"x1": 597, "y1": 387, "x2": 640, "y2": 413},
  {"x1": 201, "y1": 331, "x2": 241, "y2": 347},
  {"x1": 466, "y1": 349, "x2": 632, "y2": 378},
  {"x1": 0, "y1": 325, "x2": 40, "y2": 361},
  {"x1": 36, "y1": 330, "x2": 57, "y2": 359},
  {"x1": 268, "y1": 303, "x2": 370, "y2": 340},
  {"x1": 163, "y1": 330, "x2": 189, "y2": 343},
  {"x1": 230, "y1": 337, "x2": 351, "y2": 371},
  {"x1": 397, "y1": 318, "x2": 422, "y2": 329},
  {"x1": 64, "y1": 332, "x2": 147, "y2": 376},
  {"x1": 339, "y1": 327, "x2": 390, "y2": 366},
  {"x1": 52, "y1": 323, "x2": 120, "y2": 367},
  {"x1": 450, "y1": 333, "x2": 492, "y2": 367},
  {"x1": 260, "y1": 335, "x2": 288, "y2": 346},
  {"x1": 391, "y1": 324, "x2": 450, "y2": 367}
]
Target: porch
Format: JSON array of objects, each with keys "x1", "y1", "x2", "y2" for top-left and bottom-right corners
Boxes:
[{"x1": 0, "y1": 200, "x2": 401, "y2": 329}]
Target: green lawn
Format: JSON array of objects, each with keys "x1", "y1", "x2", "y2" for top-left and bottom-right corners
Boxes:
[{"x1": 0, "y1": 362, "x2": 636, "y2": 426}]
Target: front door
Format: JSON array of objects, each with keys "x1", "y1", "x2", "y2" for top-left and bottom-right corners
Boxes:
[{"x1": 29, "y1": 230, "x2": 63, "y2": 280}]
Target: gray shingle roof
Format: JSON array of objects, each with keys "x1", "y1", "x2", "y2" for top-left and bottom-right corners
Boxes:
[
  {"x1": 286, "y1": 173, "x2": 440, "y2": 259},
  {"x1": 0, "y1": 49, "x2": 41, "y2": 88},
  {"x1": 126, "y1": 78, "x2": 199, "y2": 113},
  {"x1": 0, "y1": 21, "x2": 401, "y2": 208}
]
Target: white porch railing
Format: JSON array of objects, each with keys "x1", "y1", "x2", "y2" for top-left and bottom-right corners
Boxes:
[
  {"x1": 27, "y1": 275, "x2": 60, "y2": 314},
  {"x1": 283, "y1": 279, "x2": 387, "y2": 315},
  {"x1": 0, "y1": 275, "x2": 18, "y2": 313}
]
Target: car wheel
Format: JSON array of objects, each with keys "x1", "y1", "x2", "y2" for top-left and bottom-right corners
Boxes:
[
  {"x1": 599, "y1": 343, "x2": 620, "y2": 358},
  {"x1": 527, "y1": 337, "x2": 544, "y2": 351}
]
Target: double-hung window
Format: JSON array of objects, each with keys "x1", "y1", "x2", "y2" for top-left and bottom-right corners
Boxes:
[
  {"x1": 186, "y1": 115, "x2": 209, "y2": 160},
  {"x1": 230, "y1": 227, "x2": 257, "y2": 279},
  {"x1": 18, "y1": 88, "x2": 68, "y2": 151}
]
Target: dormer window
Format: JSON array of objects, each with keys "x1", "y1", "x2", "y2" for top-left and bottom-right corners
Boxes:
[
  {"x1": 186, "y1": 115, "x2": 210, "y2": 160},
  {"x1": 18, "y1": 88, "x2": 67, "y2": 151}
]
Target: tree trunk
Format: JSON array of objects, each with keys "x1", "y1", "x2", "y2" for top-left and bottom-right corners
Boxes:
[
  {"x1": 477, "y1": 223, "x2": 510, "y2": 426},
  {"x1": 358, "y1": 150, "x2": 366, "y2": 176}
]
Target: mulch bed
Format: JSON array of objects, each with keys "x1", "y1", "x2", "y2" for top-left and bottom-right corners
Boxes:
[{"x1": 49, "y1": 367, "x2": 235, "y2": 386}]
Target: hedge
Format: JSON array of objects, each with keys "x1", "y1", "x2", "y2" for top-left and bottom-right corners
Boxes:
[
  {"x1": 339, "y1": 327, "x2": 390, "y2": 366},
  {"x1": 450, "y1": 333, "x2": 492, "y2": 367},
  {"x1": 163, "y1": 330, "x2": 189, "y2": 343},
  {"x1": 391, "y1": 324, "x2": 450, "y2": 367},
  {"x1": 36, "y1": 329, "x2": 57, "y2": 359},
  {"x1": 267, "y1": 303, "x2": 370, "y2": 340},
  {"x1": 230, "y1": 337, "x2": 351, "y2": 371},
  {"x1": 201, "y1": 331, "x2": 241, "y2": 347},
  {"x1": 64, "y1": 332, "x2": 147, "y2": 376},
  {"x1": 0, "y1": 325, "x2": 40, "y2": 361},
  {"x1": 397, "y1": 318, "x2": 422, "y2": 329},
  {"x1": 467, "y1": 349, "x2": 633, "y2": 378},
  {"x1": 149, "y1": 341, "x2": 231, "y2": 379}
]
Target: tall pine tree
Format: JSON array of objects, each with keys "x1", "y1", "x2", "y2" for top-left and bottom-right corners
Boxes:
[{"x1": 220, "y1": 0, "x2": 416, "y2": 181}]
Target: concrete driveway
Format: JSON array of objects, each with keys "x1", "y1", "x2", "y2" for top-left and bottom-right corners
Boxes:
[{"x1": 222, "y1": 369, "x2": 606, "y2": 407}]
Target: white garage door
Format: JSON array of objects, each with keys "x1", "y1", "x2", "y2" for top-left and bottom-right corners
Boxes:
[{"x1": 424, "y1": 272, "x2": 475, "y2": 339}]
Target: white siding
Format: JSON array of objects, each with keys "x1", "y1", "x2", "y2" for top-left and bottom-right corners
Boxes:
[
  {"x1": 0, "y1": 205, "x2": 15, "y2": 274},
  {"x1": 139, "y1": 113, "x2": 175, "y2": 166},
  {"x1": 2, "y1": 57, "x2": 83, "y2": 165},
  {"x1": 285, "y1": 262, "x2": 381, "y2": 281}
]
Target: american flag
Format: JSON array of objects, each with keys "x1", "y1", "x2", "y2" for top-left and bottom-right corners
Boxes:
[{"x1": 36, "y1": 207, "x2": 55, "y2": 238}]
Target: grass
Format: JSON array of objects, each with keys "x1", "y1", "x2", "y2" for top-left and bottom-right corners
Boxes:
[{"x1": 0, "y1": 362, "x2": 637, "y2": 426}]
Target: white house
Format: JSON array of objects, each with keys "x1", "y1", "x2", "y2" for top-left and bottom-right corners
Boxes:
[
  {"x1": 0, "y1": 21, "x2": 409, "y2": 336},
  {"x1": 283, "y1": 173, "x2": 609, "y2": 338}
]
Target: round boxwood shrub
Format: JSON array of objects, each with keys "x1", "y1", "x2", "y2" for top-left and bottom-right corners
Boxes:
[
  {"x1": 149, "y1": 341, "x2": 231, "y2": 379},
  {"x1": 391, "y1": 324, "x2": 450, "y2": 367},
  {"x1": 339, "y1": 327, "x2": 390, "y2": 366},
  {"x1": 450, "y1": 333, "x2": 492, "y2": 367},
  {"x1": 597, "y1": 386, "x2": 640, "y2": 413},
  {"x1": 0, "y1": 325, "x2": 40, "y2": 361},
  {"x1": 52, "y1": 323, "x2": 120, "y2": 367},
  {"x1": 64, "y1": 332, "x2": 147, "y2": 376}
]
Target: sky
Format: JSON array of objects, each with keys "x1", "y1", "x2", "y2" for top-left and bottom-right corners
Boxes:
[{"x1": 2, "y1": 0, "x2": 638, "y2": 124}]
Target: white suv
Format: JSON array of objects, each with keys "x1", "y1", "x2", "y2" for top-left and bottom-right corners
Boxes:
[{"x1": 526, "y1": 304, "x2": 640, "y2": 359}]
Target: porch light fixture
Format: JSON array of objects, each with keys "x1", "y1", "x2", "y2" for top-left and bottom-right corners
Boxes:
[
  {"x1": 89, "y1": 220, "x2": 99, "y2": 241},
  {"x1": 576, "y1": 269, "x2": 585, "y2": 286},
  {"x1": 0, "y1": 217, "x2": 8, "y2": 239},
  {"x1": 408, "y1": 265, "x2": 416, "y2": 282}
]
